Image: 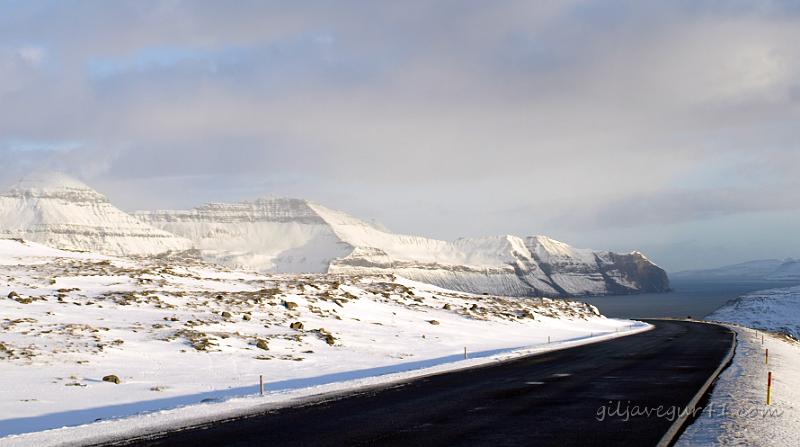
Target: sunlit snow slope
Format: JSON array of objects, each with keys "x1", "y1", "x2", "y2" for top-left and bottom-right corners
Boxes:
[
  {"x1": 139, "y1": 200, "x2": 669, "y2": 297},
  {"x1": 0, "y1": 172, "x2": 192, "y2": 256}
]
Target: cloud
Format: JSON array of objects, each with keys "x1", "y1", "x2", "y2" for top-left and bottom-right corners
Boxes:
[
  {"x1": 0, "y1": 1, "x2": 799, "y2": 268},
  {"x1": 544, "y1": 185, "x2": 800, "y2": 231},
  {"x1": 16, "y1": 45, "x2": 45, "y2": 66}
]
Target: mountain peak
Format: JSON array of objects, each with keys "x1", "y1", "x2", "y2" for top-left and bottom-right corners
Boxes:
[
  {"x1": 5, "y1": 171, "x2": 106, "y2": 202},
  {"x1": 0, "y1": 171, "x2": 192, "y2": 255},
  {"x1": 12, "y1": 171, "x2": 92, "y2": 191}
]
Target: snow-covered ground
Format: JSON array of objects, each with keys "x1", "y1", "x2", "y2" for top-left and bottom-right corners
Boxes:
[
  {"x1": 0, "y1": 239, "x2": 647, "y2": 446},
  {"x1": 678, "y1": 287, "x2": 800, "y2": 446}
]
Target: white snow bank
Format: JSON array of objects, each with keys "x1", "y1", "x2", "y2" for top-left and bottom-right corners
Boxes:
[
  {"x1": 678, "y1": 285, "x2": 800, "y2": 446},
  {"x1": 0, "y1": 239, "x2": 111, "y2": 265},
  {"x1": 677, "y1": 326, "x2": 799, "y2": 446}
]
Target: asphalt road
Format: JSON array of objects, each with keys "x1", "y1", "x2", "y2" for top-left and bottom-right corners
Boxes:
[{"x1": 113, "y1": 320, "x2": 734, "y2": 447}]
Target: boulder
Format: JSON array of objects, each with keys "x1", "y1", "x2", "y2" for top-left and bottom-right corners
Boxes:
[
  {"x1": 283, "y1": 301, "x2": 298, "y2": 310},
  {"x1": 102, "y1": 375, "x2": 121, "y2": 384}
]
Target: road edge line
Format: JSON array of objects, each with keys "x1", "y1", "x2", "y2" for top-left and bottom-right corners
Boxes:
[{"x1": 655, "y1": 321, "x2": 737, "y2": 447}]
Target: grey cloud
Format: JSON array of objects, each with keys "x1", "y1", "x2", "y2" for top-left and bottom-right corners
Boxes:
[
  {"x1": 1, "y1": 1, "x2": 799, "y2": 269},
  {"x1": 545, "y1": 186, "x2": 800, "y2": 231}
]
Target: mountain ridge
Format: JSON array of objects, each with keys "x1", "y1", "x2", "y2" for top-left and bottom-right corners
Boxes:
[
  {"x1": 0, "y1": 172, "x2": 193, "y2": 256},
  {"x1": 138, "y1": 197, "x2": 670, "y2": 297},
  {"x1": 673, "y1": 258, "x2": 800, "y2": 281},
  {"x1": 0, "y1": 172, "x2": 669, "y2": 297}
]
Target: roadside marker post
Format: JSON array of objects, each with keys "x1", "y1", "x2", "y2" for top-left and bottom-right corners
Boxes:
[
  {"x1": 464, "y1": 347, "x2": 467, "y2": 360},
  {"x1": 259, "y1": 375, "x2": 264, "y2": 396},
  {"x1": 765, "y1": 348, "x2": 769, "y2": 365},
  {"x1": 548, "y1": 336, "x2": 550, "y2": 344},
  {"x1": 767, "y1": 372, "x2": 773, "y2": 405}
]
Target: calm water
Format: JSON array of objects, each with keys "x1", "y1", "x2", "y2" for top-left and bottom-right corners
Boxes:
[{"x1": 574, "y1": 279, "x2": 800, "y2": 319}]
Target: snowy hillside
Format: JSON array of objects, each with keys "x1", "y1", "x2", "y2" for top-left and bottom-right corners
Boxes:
[
  {"x1": 708, "y1": 286, "x2": 800, "y2": 339},
  {"x1": 673, "y1": 258, "x2": 800, "y2": 281},
  {"x1": 0, "y1": 239, "x2": 644, "y2": 443},
  {"x1": 139, "y1": 199, "x2": 669, "y2": 297},
  {"x1": 135, "y1": 199, "x2": 352, "y2": 273},
  {"x1": 0, "y1": 173, "x2": 192, "y2": 256}
]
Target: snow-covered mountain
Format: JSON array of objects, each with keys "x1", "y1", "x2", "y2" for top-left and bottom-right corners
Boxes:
[
  {"x1": 673, "y1": 258, "x2": 800, "y2": 281},
  {"x1": 138, "y1": 198, "x2": 669, "y2": 297},
  {"x1": 0, "y1": 172, "x2": 192, "y2": 256},
  {"x1": 0, "y1": 172, "x2": 668, "y2": 297}
]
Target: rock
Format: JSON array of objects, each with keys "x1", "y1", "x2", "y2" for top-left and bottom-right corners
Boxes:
[
  {"x1": 242, "y1": 314, "x2": 251, "y2": 321},
  {"x1": 221, "y1": 311, "x2": 232, "y2": 318},
  {"x1": 102, "y1": 375, "x2": 120, "y2": 384},
  {"x1": 442, "y1": 303, "x2": 452, "y2": 310},
  {"x1": 470, "y1": 304, "x2": 479, "y2": 311},
  {"x1": 324, "y1": 334, "x2": 336, "y2": 346},
  {"x1": 256, "y1": 339, "x2": 269, "y2": 350},
  {"x1": 283, "y1": 301, "x2": 298, "y2": 310},
  {"x1": 428, "y1": 320, "x2": 440, "y2": 325},
  {"x1": 290, "y1": 322, "x2": 304, "y2": 330},
  {"x1": 7, "y1": 291, "x2": 19, "y2": 299},
  {"x1": 192, "y1": 338, "x2": 214, "y2": 351}
]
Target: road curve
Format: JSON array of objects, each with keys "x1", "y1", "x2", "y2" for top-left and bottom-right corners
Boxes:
[{"x1": 110, "y1": 320, "x2": 734, "y2": 447}]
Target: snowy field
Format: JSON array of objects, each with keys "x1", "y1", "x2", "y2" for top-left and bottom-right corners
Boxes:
[
  {"x1": 0, "y1": 239, "x2": 646, "y2": 446},
  {"x1": 678, "y1": 287, "x2": 800, "y2": 446}
]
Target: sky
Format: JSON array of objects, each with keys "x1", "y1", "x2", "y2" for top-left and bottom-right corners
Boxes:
[{"x1": 1, "y1": 0, "x2": 799, "y2": 272}]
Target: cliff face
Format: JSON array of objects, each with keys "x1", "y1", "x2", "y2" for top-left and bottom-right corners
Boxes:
[
  {"x1": 139, "y1": 199, "x2": 670, "y2": 297},
  {"x1": 136, "y1": 199, "x2": 351, "y2": 273},
  {"x1": 0, "y1": 173, "x2": 192, "y2": 256}
]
